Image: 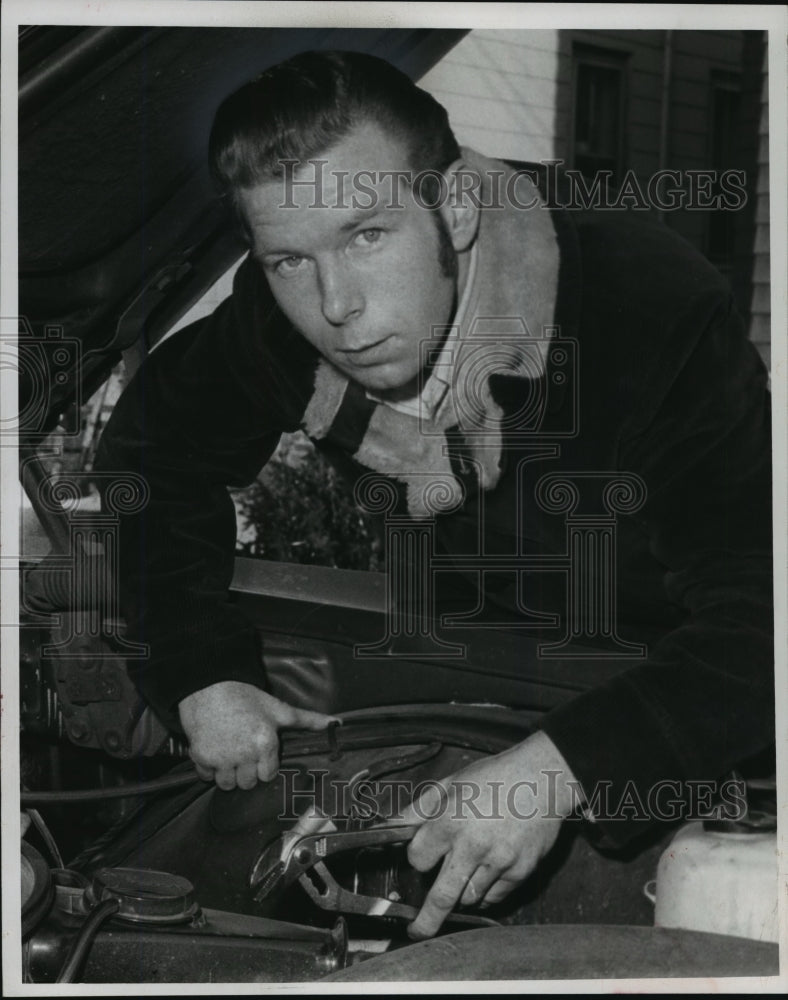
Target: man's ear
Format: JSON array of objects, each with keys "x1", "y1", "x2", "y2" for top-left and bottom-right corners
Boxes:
[{"x1": 438, "y1": 158, "x2": 481, "y2": 253}]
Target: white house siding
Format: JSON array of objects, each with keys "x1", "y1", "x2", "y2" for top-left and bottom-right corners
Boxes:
[{"x1": 417, "y1": 30, "x2": 561, "y2": 163}]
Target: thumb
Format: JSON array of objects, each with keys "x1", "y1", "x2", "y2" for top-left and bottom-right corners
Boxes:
[{"x1": 272, "y1": 697, "x2": 339, "y2": 732}]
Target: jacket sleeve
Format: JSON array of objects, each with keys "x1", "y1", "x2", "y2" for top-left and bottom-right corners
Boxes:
[
  {"x1": 94, "y1": 256, "x2": 308, "y2": 720},
  {"x1": 539, "y1": 293, "x2": 774, "y2": 846}
]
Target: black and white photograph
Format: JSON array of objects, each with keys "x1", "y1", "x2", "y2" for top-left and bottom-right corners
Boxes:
[{"x1": 2, "y1": 1, "x2": 786, "y2": 992}]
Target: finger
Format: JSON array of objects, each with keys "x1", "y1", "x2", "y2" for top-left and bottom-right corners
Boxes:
[
  {"x1": 275, "y1": 699, "x2": 340, "y2": 732},
  {"x1": 249, "y1": 723, "x2": 281, "y2": 782},
  {"x1": 214, "y1": 767, "x2": 237, "y2": 792},
  {"x1": 192, "y1": 760, "x2": 215, "y2": 782},
  {"x1": 478, "y1": 875, "x2": 521, "y2": 908},
  {"x1": 235, "y1": 762, "x2": 259, "y2": 791},
  {"x1": 255, "y1": 749, "x2": 279, "y2": 783},
  {"x1": 459, "y1": 864, "x2": 498, "y2": 908},
  {"x1": 406, "y1": 817, "x2": 453, "y2": 873},
  {"x1": 408, "y1": 851, "x2": 476, "y2": 940},
  {"x1": 251, "y1": 757, "x2": 277, "y2": 787}
]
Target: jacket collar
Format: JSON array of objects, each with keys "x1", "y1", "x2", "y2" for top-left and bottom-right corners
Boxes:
[{"x1": 432, "y1": 147, "x2": 562, "y2": 434}]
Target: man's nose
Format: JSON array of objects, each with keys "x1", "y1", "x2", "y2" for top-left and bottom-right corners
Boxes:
[{"x1": 319, "y1": 259, "x2": 363, "y2": 326}]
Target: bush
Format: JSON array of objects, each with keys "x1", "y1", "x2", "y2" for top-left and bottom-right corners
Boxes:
[{"x1": 234, "y1": 434, "x2": 383, "y2": 572}]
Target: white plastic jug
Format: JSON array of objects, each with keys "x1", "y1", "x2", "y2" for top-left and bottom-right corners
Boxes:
[{"x1": 651, "y1": 822, "x2": 778, "y2": 942}]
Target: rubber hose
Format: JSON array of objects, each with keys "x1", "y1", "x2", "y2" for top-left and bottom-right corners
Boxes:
[
  {"x1": 54, "y1": 898, "x2": 120, "y2": 983},
  {"x1": 21, "y1": 770, "x2": 199, "y2": 805}
]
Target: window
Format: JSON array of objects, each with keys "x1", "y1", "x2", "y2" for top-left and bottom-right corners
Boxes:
[{"x1": 571, "y1": 46, "x2": 627, "y2": 186}]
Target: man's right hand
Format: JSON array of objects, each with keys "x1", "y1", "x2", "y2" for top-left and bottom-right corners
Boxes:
[{"x1": 178, "y1": 680, "x2": 337, "y2": 791}]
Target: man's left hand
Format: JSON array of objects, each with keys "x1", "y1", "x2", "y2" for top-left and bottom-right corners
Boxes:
[{"x1": 401, "y1": 730, "x2": 582, "y2": 939}]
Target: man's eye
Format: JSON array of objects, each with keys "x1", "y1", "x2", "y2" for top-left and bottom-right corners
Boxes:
[
  {"x1": 354, "y1": 228, "x2": 383, "y2": 247},
  {"x1": 274, "y1": 255, "x2": 306, "y2": 275}
]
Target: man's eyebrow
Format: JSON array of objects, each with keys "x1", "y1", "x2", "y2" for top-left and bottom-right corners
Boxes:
[
  {"x1": 336, "y1": 207, "x2": 385, "y2": 233},
  {"x1": 254, "y1": 207, "x2": 388, "y2": 259},
  {"x1": 253, "y1": 241, "x2": 302, "y2": 261}
]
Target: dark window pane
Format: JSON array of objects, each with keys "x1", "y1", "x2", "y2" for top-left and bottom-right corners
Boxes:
[{"x1": 573, "y1": 55, "x2": 624, "y2": 183}]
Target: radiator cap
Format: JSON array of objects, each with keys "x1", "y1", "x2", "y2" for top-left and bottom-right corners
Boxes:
[{"x1": 87, "y1": 867, "x2": 199, "y2": 924}]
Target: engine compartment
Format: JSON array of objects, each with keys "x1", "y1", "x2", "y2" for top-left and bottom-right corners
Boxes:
[
  {"x1": 17, "y1": 573, "x2": 779, "y2": 984},
  {"x1": 21, "y1": 702, "x2": 692, "y2": 983}
]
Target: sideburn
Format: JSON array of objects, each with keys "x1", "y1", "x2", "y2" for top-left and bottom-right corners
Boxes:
[{"x1": 434, "y1": 209, "x2": 459, "y2": 281}]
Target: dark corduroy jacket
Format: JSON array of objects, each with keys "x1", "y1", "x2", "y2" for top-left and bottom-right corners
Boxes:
[{"x1": 96, "y1": 155, "x2": 774, "y2": 847}]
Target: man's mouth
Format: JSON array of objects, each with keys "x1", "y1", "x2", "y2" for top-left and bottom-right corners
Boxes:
[{"x1": 338, "y1": 335, "x2": 396, "y2": 366}]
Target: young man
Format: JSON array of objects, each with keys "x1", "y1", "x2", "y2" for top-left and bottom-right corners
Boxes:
[{"x1": 96, "y1": 51, "x2": 773, "y2": 939}]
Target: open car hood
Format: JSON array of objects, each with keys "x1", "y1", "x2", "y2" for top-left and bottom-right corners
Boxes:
[{"x1": 18, "y1": 25, "x2": 466, "y2": 435}]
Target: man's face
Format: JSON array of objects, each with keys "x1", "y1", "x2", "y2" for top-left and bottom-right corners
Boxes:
[{"x1": 237, "y1": 122, "x2": 459, "y2": 394}]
